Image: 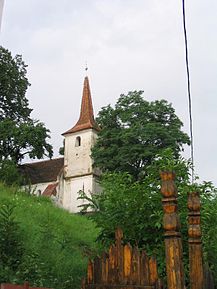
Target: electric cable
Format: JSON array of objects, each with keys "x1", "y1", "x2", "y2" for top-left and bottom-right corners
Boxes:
[{"x1": 181, "y1": 0, "x2": 194, "y2": 183}]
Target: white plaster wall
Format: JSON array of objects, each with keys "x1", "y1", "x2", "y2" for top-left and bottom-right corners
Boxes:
[
  {"x1": 64, "y1": 129, "x2": 98, "y2": 178},
  {"x1": 28, "y1": 182, "x2": 53, "y2": 196},
  {"x1": 63, "y1": 175, "x2": 95, "y2": 213},
  {"x1": 56, "y1": 171, "x2": 64, "y2": 205}
]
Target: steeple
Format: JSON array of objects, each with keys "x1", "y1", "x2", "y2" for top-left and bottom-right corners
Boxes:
[{"x1": 63, "y1": 76, "x2": 99, "y2": 135}]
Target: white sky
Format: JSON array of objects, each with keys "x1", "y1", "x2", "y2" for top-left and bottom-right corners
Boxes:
[{"x1": 1, "y1": 1, "x2": 217, "y2": 186}]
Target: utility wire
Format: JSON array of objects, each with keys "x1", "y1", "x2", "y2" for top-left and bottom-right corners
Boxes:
[{"x1": 181, "y1": 0, "x2": 194, "y2": 183}]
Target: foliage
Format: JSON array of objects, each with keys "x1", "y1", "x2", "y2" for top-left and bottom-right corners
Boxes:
[
  {"x1": 0, "y1": 47, "x2": 31, "y2": 122},
  {"x1": 200, "y1": 181, "x2": 217, "y2": 281},
  {"x1": 0, "y1": 183, "x2": 99, "y2": 289},
  {"x1": 92, "y1": 91, "x2": 190, "y2": 179},
  {"x1": 80, "y1": 149, "x2": 217, "y2": 282},
  {"x1": 0, "y1": 202, "x2": 24, "y2": 282},
  {"x1": 0, "y1": 46, "x2": 53, "y2": 165},
  {"x1": 0, "y1": 160, "x2": 24, "y2": 186}
]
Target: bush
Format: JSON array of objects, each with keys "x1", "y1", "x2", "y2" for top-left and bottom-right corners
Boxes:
[
  {"x1": 79, "y1": 149, "x2": 217, "y2": 282},
  {"x1": 0, "y1": 160, "x2": 23, "y2": 186}
]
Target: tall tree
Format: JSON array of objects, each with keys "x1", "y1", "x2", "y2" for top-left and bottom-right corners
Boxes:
[
  {"x1": 0, "y1": 46, "x2": 53, "y2": 164},
  {"x1": 92, "y1": 91, "x2": 190, "y2": 179}
]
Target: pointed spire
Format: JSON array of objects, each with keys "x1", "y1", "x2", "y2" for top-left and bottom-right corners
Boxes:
[{"x1": 63, "y1": 76, "x2": 99, "y2": 135}]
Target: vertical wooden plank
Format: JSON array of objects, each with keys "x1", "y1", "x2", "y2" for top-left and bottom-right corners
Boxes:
[
  {"x1": 149, "y1": 257, "x2": 158, "y2": 286},
  {"x1": 188, "y1": 192, "x2": 203, "y2": 289},
  {"x1": 131, "y1": 246, "x2": 140, "y2": 284},
  {"x1": 123, "y1": 244, "x2": 132, "y2": 284},
  {"x1": 80, "y1": 278, "x2": 86, "y2": 289},
  {"x1": 160, "y1": 171, "x2": 185, "y2": 289},
  {"x1": 115, "y1": 228, "x2": 124, "y2": 283},
  {"x1": 94, "y1": 256, "x2": 102, "y2": 284},
  {"x1": 87, "y1": 260, "x2": 94, "y2": 284},
  {"x1": 140, "y1": 251, "x2": 150, "y2": 285},
  {"x1": 101, "y1": 252, "x2": 109, "y2": 284},
  {"x1": 108, "y1": 244, "x2": 116, "y2": 283}
]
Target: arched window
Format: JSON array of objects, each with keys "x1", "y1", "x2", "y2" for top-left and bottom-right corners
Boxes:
[{"x1": 75, "y1": 136, "x2": 81, "y2": 147}]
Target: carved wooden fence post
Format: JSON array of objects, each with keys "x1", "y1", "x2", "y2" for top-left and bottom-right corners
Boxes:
[
  {"x1": 160, "y1": 171, "x2": 185, "y2": 289},
  {"x1": 188, "y1": 192, "x2": 203, "y2": 289}
]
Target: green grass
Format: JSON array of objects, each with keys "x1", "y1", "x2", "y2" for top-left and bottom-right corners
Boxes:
[{"x1": 0, "y1": 183, "x2": 99, "y2": 289}]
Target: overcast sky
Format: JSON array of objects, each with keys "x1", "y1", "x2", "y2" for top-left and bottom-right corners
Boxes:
[{"x1": 1, "y1": 0, "x2": 217, "y2": 186}]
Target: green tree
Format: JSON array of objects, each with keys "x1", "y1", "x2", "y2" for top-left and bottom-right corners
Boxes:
[
  {"x1": 0, "y1": 46, "x2": 53, "y2": 166},
  {"x1": 80, "y1": 149, "x2": 217, "y2": 282},
  {"x1": 92, "y1": 91, "x2": 190, "y2": 179}
]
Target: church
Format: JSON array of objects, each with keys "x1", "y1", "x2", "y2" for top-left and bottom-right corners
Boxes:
[{"x1": 20, "y1": 76, "x2": 101, "y2": 213}]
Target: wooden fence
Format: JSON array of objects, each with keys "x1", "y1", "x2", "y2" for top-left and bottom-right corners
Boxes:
[
  {"x1": 82, "y1": 171, "x2": 216, "y2": 289},
  {"x1": 81, "y1": 228, "x2": 163, "y2": 289}
]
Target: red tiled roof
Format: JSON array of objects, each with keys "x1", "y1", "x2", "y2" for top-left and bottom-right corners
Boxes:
[
  {"x1": 19, "y1": 158, "x2": 64, "y2": 185},
  {"x1": 62, "y1": 76, "x2": 99, "y2": 135},
  {"x1": 42, "y1": 183, "x2": 58, "y2": 197}
]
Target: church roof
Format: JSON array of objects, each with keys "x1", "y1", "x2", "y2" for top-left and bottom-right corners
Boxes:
[
  {"x1": 19, "y1": 158, "x2": 64, "y2": 185},
  {"x1": 62, "y1": 76, "x2": 99, "y2": 135},
  {"x1": 42, "y1": 183, "x2": 58, "y2": 197}
]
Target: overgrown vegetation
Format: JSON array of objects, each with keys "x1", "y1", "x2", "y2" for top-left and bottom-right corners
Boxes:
[
  {"x1": 0, "y1": 184, "x2": 99, "y2": 289},
  {"x1": 80, "y1": 149, "x2": 217, "y2": 283}
]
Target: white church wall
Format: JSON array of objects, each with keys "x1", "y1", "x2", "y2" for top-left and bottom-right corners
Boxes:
[
  {"x1": 28, "y1": 182, "x2": 53, "y2": 196},
  {"x1": 64, "y1": 129, "x2": 98, "y2": 179},
  {"x1": 63, "y1": 175, "x2": 96, "y2": 213}
]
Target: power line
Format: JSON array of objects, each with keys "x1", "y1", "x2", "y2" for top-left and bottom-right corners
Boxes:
[{"x1": 181, "y1": 0, "x2": 194, "y2": 183}]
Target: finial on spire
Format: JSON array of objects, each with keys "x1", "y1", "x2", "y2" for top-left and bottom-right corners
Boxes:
[{"x1": 85, "y1": 61, "x2": 88, "y2": 73}]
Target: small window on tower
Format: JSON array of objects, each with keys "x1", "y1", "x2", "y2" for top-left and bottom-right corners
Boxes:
[{"x1": 75, "y1": 136, "x2": 81, "y2": 147}]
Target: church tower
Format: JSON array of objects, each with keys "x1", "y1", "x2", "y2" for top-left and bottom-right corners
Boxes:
[{"x1": 62, "y1": 76, "x2": 100, "y2": 212}]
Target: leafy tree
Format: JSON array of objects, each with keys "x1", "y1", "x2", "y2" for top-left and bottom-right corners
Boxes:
[
  {"x1": 92, "y1": 91, "x2": 190, "y2": 179},
  {"x1": 0, "y1": 47, "x2": 31, "y2": 122},
  {"x1": 0, "y1": 46, "x2": 53, "y2": 166},
  {"x1": 79, "y1": 149, "x2": 217, "y2": 283}
]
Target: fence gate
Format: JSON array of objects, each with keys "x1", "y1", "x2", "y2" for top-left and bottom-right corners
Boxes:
[{"x1": 81, "y1": 228, "x2": 162, "y2": 289}]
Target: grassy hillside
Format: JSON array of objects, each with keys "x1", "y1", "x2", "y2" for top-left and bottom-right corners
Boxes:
[{"x1": 0, "y1": 183, "x2": 99, "y2": 289}]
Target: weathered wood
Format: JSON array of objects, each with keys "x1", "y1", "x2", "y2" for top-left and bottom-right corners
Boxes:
[
  {"x1": 94, "y1": 256, "x2": 102, "y2": 284},
  {"x1": 148, "y1": 257, "x2": 158, "y2": 286},
  {"x1": 87, "y1": 260, "x2": 94, "y2": 284},
  {"x1": 115, "y1": 228, "x2": 124, "y2": 283},
  {"x1": 160, "y1": 171, "x2": 185, "y2": 289},
  {"x1": 83, "y1": 228, "x2": 160, "y2": 289},
  {"x1": 124, "y1": 244, "x2": 132, "y2": 284},
  {"x1": 131, "y1": 247, "x2": 140, "y2": 284},
  {"x1": 108, "y1": 244, "x2": 116, "y2": 283},
  {"x1": 140, "y1": 251, "x2": 150, "y2": 286},
  {"x1": 101, "y1": 253, "x2": 109, "y2": 283},
  {"x1": 188, "y1": 192, "x2": 203, "y2": 289}
]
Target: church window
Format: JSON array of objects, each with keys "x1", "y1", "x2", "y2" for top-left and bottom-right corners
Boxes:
[{"x1": 75, "y1": 136, "x2": 81, "y2": 147}]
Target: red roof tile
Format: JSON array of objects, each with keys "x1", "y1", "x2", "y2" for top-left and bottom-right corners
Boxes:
[
  {"x1": 42, "y1": 183, "x2": 58, "y2": 197},
  {"x1": 63, "y1": 76, "x2": 99, "y2": 135}
]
